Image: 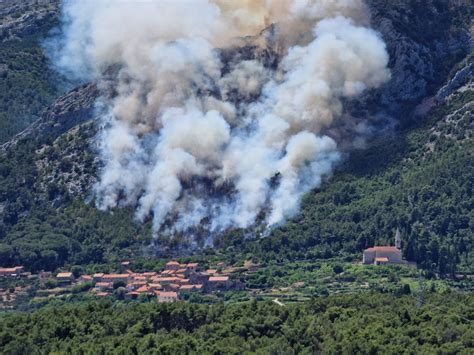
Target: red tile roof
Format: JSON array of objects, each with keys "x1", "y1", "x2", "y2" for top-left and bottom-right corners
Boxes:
[
  {"x1": 0, "y1": 266, "x2": 23, "y2": 272},
  {"x1": 102, "y1": 274, "x2": 130, "y2": 279},
  {"x1": 95, "y1": 282, "x2": 113, "y2": 287},
  {"x1": 166, "y1": 261, "x2": 180, "y2": 266},
  {"x1": 209, "y1": 276, "x2": 229, "y2": 282},
  {"x1": 136, "y1": 285, "x2": 151, "y2": 293},
  {"x1": 157, "y1": 291, "x2": 178, "y2": 298}
]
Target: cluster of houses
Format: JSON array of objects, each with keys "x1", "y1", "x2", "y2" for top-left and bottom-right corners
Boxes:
[{"x1": 55, "y1": 261, "x2": 240, "y2": 302}]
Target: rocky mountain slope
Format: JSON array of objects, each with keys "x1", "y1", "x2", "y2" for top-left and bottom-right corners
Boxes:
[{"x1": 0, "y1": 0, "x2": 472, "y2": 272}]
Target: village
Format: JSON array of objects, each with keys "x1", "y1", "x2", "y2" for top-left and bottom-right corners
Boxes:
[
  {"x1": 4, "y1": 231, "x2": 462, "y2": 310},
  {"x1": 0, "y1": 231, "x2": 414, "y2": 309},
  {"x1": 0, "y1": 260, "x2": 263, "y2": 309}
]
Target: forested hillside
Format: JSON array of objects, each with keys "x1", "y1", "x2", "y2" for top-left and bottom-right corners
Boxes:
[
  {"x1": 230, "y1": 87, "x2": 473, "y2": 274},
  {"x1": 0, "y1": 0, "x2": 472, "y2": 276}
]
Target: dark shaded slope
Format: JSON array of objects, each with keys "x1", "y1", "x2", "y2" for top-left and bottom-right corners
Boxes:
[{"x1": 0, "y1": 0, "x2": 63, "y2": 143}]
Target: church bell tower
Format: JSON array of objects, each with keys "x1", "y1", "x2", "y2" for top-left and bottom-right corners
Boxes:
[{"x1": 395, "y1": 228, "x2": 402, "y2": 250}]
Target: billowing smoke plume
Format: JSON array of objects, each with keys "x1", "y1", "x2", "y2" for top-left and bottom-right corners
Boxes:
[{"x1": 48, "y1": 0, "x2": 390, "y2": 235}]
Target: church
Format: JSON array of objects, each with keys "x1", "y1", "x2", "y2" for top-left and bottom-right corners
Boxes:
[{"x1": 363, "y1": 229, "x2": 403, "y2": 265}]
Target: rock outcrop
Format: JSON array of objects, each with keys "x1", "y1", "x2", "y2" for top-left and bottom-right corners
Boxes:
[
  {"x1": 436, "y1": 59, "x2": 473, "y2": 102},
  {"x1": 365, "y1": 0, "x2": 471, "y2": 119},
  {"x1": 1, "y1": 83, "x2": 99, "y2": 152},
  {"x1": 0, "y1": 0, "x2": 59, "y2": 41}
]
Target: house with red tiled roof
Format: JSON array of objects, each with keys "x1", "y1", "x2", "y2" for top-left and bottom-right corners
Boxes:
[
  {"x1": 180, "y1": 284, "x2": 203, "y2": 292},
  {"x1": 156, "y1": 291, "x2": 179, "y2": 303},
  {"x1": 207, "y1": 276, "x2": 231, "y2": 290},
  {"x1": 156, "y1": 277, "x2": 181, "y2": 284},
  {"x1": 133, "y1": 275, "x2": 147, "y2": 281},
  {"x1": 136, "y1": 285, "x2": 152, "y2": 294},
  {"x1": 0, "y1": 266, "x2": 24, "y2": 278},
  {"x1": 126, "y1": 281, "x2": 147, "y2": 291}
]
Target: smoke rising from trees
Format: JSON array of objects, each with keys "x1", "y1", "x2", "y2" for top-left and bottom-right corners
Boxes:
[{"x1": 47, "y1": 0, "x2": 390, "y2": 236}]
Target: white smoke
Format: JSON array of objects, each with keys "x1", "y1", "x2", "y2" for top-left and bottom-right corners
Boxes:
[{"x1": 48, "y1": 0, "x2": 390, "y2": 235}]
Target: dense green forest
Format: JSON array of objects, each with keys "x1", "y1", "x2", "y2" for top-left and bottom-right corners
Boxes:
[{"x1": 1, "y1": 292, "x2": 472, "y2": 354}]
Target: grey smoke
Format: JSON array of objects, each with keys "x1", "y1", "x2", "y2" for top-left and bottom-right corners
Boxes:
[{"x1": 48, "y1": 0, "x2": 390, "y2": 235}]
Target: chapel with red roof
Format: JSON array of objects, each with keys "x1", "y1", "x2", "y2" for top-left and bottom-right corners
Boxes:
[{"x1": 363, "y1": 229, "x2": 403, "y2": 265}]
